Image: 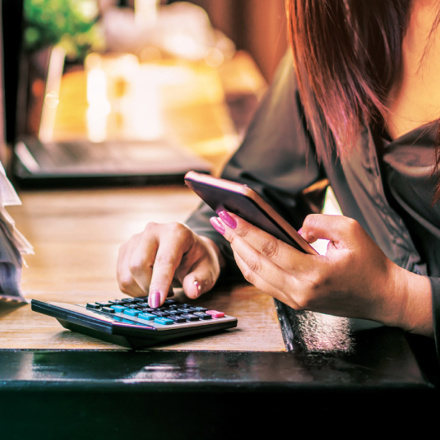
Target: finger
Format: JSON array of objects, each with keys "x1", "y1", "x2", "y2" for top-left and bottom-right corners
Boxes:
[
  {"x1": 127, "y1": 235, "x2": 158, "y2": 295},
  {"x1": 180, "y1": 257, "x2": 219, "y2": 299},
  {"x1": 233, "y1": 249, "x2": 301, "y2": 309},
  {"x1": 210, "y1": 212, "x2": 312, "y2": 272},
  {"x1": 300, "y1": 214, "x2": 356, "y2": 245},
  {"x1": 148, "y1": 225, "x2": 195, "y2": 307},
  {"x1": 117, "y1": 239, "x2": 154, "y2": 297},
  {"x1": 117, "y1": 269, "x2": 149, "y2": 297},
  {"x1": 212, "y1": 214, "x2": 302, "y2": 298}
]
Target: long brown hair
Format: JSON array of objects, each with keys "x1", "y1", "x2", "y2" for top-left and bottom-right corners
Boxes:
[
  {"x1": 286, "y1": 0, "x2": 412, "y2": 154},
  {"x1": 286, "y1": 0, "x2": 440, "y2": 202}
]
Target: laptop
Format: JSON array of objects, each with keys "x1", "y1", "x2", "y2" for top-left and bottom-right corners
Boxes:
[
  {"x1": 11, "y1": 44, "x2": 211, "y2": 188},
  {"x1": 13, "y1": 136, "x2": 212, "y2": 187}
]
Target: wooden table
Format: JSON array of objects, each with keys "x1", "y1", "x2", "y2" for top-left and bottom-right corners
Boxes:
[
  {"x1": 2, "y1": 185, "x2": 285, "y2": 352},
  {"x1": 0, "y1": 51, "x2": 438, "y2": 438}
]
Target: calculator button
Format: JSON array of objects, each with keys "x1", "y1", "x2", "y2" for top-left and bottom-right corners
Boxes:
[
  {"x1": 153, "y1": 311, "x2": 170, "y2": 317},
  {"x1": 168, "y1": 315, "x2": 187, "y2": 323},
  {"x1": 110, "y1": 305, "x2": 126, "y2": 313},
  {"x1": 101, "y1": 307, "x2": 115, "y2": 313},
  {"x1": 194, "y1": 312, "x2": 212, "y2": 320},
  {"x1": 154, "y1": 317, "x2": 174, "y2": 325},
  {"x1": 138, "y1": 312, "x2": 156, "y2": 321},
  {"x1": 123, "y1": 308, "x2": 140, "y2": 317},
  {"x1": 180, "y1": 313, "x2": 200, "y2": 321},
  {"x1": 86, "y1": 303, "x2": 101, "y2": 309},
  {"x1": 206, "y1": 310, "x2": 225, "y2": 318}
]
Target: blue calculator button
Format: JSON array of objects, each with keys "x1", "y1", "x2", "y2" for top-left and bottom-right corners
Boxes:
[
  {"x1": 154, "y1": 317, "x2": 174, "y2": 325},
  {"x1": 111, "y1": 305, "x2": 126, "y2": 313},
  {"x1": 138, "y1": 312, "x2": 156, "y2": 321},
  {"x1": 123, "y1": 308, "x2": 140, "y2": 317}
]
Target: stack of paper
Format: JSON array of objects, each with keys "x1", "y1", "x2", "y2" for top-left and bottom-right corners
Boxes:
[{"x1": 0, "y1": 162, "x2": 33, "y2": 302}]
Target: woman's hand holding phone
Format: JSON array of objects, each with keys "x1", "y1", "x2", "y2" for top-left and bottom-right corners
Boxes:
[
  {"x1": 210, "y1": 210, "x2": 433, "y2": 335},
  {"x1": 117, "y1": 222, "x2": 223, "y2": 308}
]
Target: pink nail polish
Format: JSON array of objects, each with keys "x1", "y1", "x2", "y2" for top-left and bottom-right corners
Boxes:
[
  {"x1": 218, "y1": 210, "x2": 237, "y2": 229},
  {"x1": 194, "y1": 280, "x2": 201, "y2": 297},
  {"x1": 210, "y1": 217, "x2": 225, "y2": 235},
  {"x1": 150, "y1": 291, "x2": 161, "y2": 308}
]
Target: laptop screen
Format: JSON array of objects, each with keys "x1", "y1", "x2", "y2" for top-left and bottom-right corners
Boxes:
[{"x1": 2, "y1": 0, "x2": 23, "y2": 148}]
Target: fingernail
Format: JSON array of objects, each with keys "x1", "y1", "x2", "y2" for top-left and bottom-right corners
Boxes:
[
  {"x1": 210, "y1": 217, "x2": 225, "y2": 235},
  {"x1": 150, "y1": 290, "x2": 161, "y2": 308},
  {"x1": 194, "y1": 280, "x2": 202, "y2": 297},
  {"x1": 218, "y1": 210, "x2": 237, "y2": 229}
]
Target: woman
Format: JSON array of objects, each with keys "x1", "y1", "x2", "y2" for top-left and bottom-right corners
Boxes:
[{"x1": 116, "y1": 0, "x2": 440, "y2": 356}]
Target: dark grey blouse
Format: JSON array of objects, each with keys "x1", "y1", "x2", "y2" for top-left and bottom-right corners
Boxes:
[{"x1": 185, "y1": 52, "x2": 440, "y2": 360}]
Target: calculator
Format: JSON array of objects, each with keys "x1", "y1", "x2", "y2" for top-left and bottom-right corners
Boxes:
[{"x1": 31, "y1": 297, "x2": 238, "y2": 349}]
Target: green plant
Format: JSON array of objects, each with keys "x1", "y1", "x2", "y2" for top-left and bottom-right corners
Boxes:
[{"x1": 23, "y1": 0, "x2": 104, "y2": 60}]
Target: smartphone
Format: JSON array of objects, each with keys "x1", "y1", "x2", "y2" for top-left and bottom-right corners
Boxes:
[{"x1": 184, "y1": 171, "x2": 318, "y2": 255}]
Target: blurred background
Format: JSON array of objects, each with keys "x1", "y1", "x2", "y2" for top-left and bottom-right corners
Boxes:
[
  {"x1": 1, "y1": 0, "x2": 289, "y2": 181},
  {"x1": 167, "y1": 0, "x2": 288, "y2": 81},
  {"x1": 19, "y1": 0, "x2": 287, "y2": 80}
]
